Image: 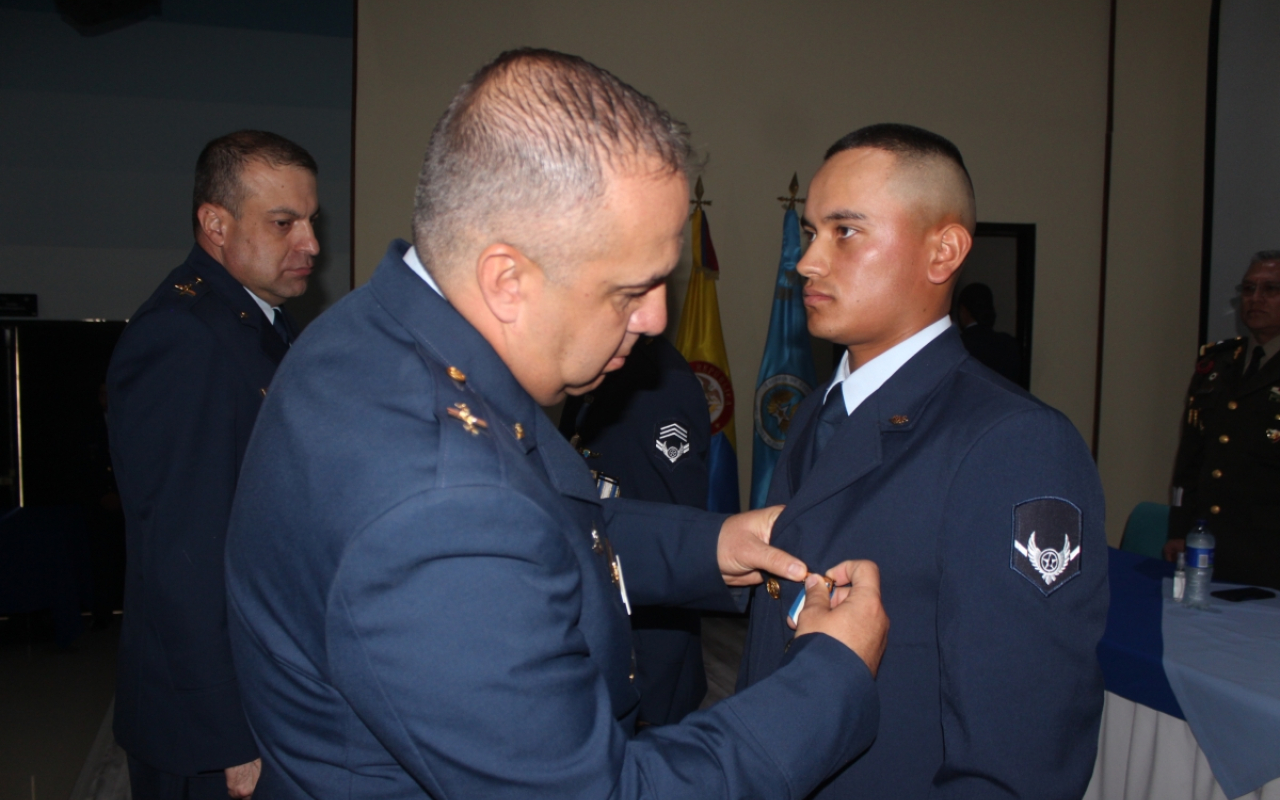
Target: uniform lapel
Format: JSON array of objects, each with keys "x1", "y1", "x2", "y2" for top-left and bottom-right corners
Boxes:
[
  {"x1": 1238, "y1": 346, "x2": 1280, "y2": 397},
  {"x1": 776, "y1": 329, "x2": 968, "y2": 525},
  {"x1": 186, "y1": 246, "x2": 288, "y2": 366}
]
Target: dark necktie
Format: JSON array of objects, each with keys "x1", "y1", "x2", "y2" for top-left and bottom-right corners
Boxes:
[
  {"x1": 272, "y1": 308, "x2": 292, "y2": 346},
  {"x1": 807, "y1": 386, "x2": 849, "y2": 470},
  {"x1": 1242, "y1": 345, "x2": 1265, "y2": 380}
]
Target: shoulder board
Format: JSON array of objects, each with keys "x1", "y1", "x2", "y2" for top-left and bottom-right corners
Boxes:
[{"x1": 1199, "y1": 336, "x2": 1246, "y2": 357}]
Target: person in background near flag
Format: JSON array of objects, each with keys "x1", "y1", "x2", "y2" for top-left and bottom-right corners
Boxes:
[
  {"x1": 737, "y1": 123, "x2": 1108, "y2": 800},
  {"x1": 676, "y1": 192, "x2": 741, "y2": 513},
  {"x1": 559, "y1": 335, "x2": 712, "y2": 725},
  {"x1": 751, "y1": 188, "x2": 817, "y2": 509}
]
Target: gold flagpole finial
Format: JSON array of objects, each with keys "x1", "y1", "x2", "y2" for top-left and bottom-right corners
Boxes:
[
  {"x1": 777, "y1": 172, "x2": 806, "y2": 210},
  {"x1": 690, "y1": 176, "x2": 712, "y2": 216}
]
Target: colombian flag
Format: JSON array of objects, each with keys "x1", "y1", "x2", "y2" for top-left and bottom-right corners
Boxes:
[{"x1": 676, "y1": 205, "x2": 741, "y2": 513}]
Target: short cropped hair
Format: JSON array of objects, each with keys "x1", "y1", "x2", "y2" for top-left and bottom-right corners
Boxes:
[
  {"x1": 1250, "y1": 250, "x2": 1280, "y2": 265},
  {"x1": 957, "y1": 282, "x2": 997, "y2": 328},
  {"x1": 192, "y1": 130, "x2": 317, "y2": 234},
  {"x1": 412, "y1": 48, "x2": 692, "y2": 281},
  {"x1": 825, "y1": 123, "x2": 976, "y2": 232}
]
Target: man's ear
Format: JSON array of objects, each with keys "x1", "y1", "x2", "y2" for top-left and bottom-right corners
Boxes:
[
  {"x1": 926, "y1": 222, "x2": 972, "y2": 286},
  {"x1": 197, "y1": 203, "x2": 229, "y2": 247},
  {"x1": 475, "y1": 243, "x2": 537, "y2": 325}
]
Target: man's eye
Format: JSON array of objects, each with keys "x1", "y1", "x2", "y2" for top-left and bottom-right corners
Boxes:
[
  {"x1": 802, "y1": 230, "x2": 816, "y2": 243},
  {"x1": 836, "y1": 226, "x2": 855, "y2": 239}
]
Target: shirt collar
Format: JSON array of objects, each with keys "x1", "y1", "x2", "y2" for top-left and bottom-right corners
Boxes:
[
  {"x1": 403, "y1": 245, "x2": 446, "y2": 299},
  {"x1": 824, "y1": 316, "x2": 953, "y2": 415},
  {"x1": 1248, "y1": 334, "x2": 1280, "y2": 364},
  {"x1": 242, "y1": 286, "x2": 277, "y2": 323}
]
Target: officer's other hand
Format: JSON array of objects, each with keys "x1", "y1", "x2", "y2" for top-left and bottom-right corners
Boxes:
[
  {"x1": 717, "y1": 505, "x2": 804, "y2": 587},
  {"x1": 1163, "y1": 538, "x2": 1186, "y2": 563},
  {"x1": 795, "y1": 560, "x2": 889, "y2": 678},
  {"x1": 225, "y1": 758, "x2": 261, "y2": 798}
]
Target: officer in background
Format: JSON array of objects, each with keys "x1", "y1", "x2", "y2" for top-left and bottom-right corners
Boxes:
[
  {"x1": 559, "y1": 334, "x2": 711, "y2": 724},
  {"x1": 108, "y1": 130, "x2": 318, "y2": 799},
  {"x1": 1165, "y1": 251, "x2": 1280, "y2": 589}
]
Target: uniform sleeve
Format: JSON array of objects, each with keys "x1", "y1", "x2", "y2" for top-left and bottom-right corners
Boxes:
[
  {"x1": 108, "y1": 310, "x2": 251, "y2": 708},
  {"x1": 932, "y1": 408, "x2": 1108, "y2": 799},
  {"x1": 602, "y1": 498, "x2": 736, "y2": 611},
  {"x1": 326, "y1": 487, "x2": 878, "y2": 800}
]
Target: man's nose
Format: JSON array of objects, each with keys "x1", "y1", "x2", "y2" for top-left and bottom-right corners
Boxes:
[
  {"x1": 797, "y1": 242, "x2": 823, "y2": 278},
  {"x1": 297, "y1": 222, "x2": 320, "y2": 256},
  {"x1": 632, "y1": 284, "x2": 668, "y2": 337}
]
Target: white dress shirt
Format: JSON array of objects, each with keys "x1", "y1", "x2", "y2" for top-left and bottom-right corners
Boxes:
[
  {"x1": 823, "y1": 316, "x2": 953, "y2": 415},
  {"x1": 403, "y1": 245, "x2": 445, "y2": 299},
  {"x1": 243, "y1": 287, "x2": 280, "y2": 324}
]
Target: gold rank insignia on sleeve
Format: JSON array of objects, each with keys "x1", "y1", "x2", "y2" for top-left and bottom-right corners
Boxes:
[
  {"x1": 173, "y1": 276, "x2": 203, "y2": 296},
  {"x1": 446, "y1": 403, "x2": 488, "y2": 435}
]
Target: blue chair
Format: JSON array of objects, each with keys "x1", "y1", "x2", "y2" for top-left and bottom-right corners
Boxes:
[{"x1": 1120, "y1": 502, "x2": 1170, "y2": 560}]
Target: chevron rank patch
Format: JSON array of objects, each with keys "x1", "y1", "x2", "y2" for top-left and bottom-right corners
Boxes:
[
  {"x1": 1011, "y1": 497, "x2": 1082, "y2": 596},
  {"x1": 654, "y1": 420, "x2": 691, "y2": 468}
]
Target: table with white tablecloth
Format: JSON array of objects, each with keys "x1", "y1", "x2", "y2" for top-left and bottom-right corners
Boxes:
[{"x1": 1087, "y1": 549, "x2": 1280, "y2": 800}]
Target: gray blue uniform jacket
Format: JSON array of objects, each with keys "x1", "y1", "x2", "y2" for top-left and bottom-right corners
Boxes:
[
  {"x1": 225, "y1": 240, "x2": 879, "y2": 800},
  {"x1": 739, "y1": 329, "x2": 1108, "y2": 799},
  {"x1": 108, "y1": 244, "x2": 291, "y2": 774}
]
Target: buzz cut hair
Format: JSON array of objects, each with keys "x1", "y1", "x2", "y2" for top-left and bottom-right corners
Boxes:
[
  {"x1": 412, "y1": 48, "x2": 693, "y2": 282},
  {"x1": 825, "y1": 122, "x2": 977, "y2": 232},
  {"x1": 1250, "y1": 250, "x2": 1280, "y2": 264},
  {"x1": 192, "y1": 130, "x2": 317, "y2": 234}
]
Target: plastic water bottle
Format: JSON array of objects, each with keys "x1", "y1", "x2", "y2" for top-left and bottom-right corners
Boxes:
[
  {"x1": 1172, "y1": 551, "x2": 1186, "y2": 602},
  {"x1": 1183, "y1": 520, "x2": 1215, "y2": 608}
]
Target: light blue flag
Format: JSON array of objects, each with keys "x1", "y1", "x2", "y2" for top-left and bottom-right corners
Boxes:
[{"x1": 750, "y1": 205, "x2": 816, "y2": 508}]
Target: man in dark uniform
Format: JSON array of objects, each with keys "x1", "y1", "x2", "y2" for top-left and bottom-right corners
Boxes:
[
  {"x1": 559, "y1": 335, "x2": 712, "y2": 724},
  {"x1": 738, "y1": 124, "x2": 1108, "y2": 799},
  {"x1": 225, "y1": 50, "x2": 890, "y2": 800},
  {"x1": 1165, "y1": 252, "x2": 1280, "y2": 589},
  {"x1": 108, "y1": 130, "x2": 318, "y2": 799}
]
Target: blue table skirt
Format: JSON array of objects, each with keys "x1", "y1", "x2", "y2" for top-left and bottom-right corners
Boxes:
[{"x1": 1097, "y1": 547, "x2": 1184, "y2": 719}]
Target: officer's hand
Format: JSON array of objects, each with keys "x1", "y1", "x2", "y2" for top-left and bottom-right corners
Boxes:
[
  {"x1": 225, "y1": 758, "x2": 261, "y2": 799},
  {"x1": 717, "y1": 505, "x2": 805, "y2": 587},
  {"x1": 795, "y1": 560, "x2": 889, "y2": 678},
  {"x1": 1163, "y1": 538, "x2": 1186, "y2": 563}
]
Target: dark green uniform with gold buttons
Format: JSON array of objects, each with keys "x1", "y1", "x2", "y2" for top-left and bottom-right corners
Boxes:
[{"x1": 1169, "y1": 336, "x2": 1280, "y2": 588}]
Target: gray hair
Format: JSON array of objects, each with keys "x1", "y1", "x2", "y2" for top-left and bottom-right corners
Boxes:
[{"x1": 412, "y1": 48, "x2": 692, "y2": 282}]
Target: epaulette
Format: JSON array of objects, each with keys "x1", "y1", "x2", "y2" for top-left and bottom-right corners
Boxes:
[{"x1": 1199, "y1": 336, "x2": 1246, "y2": 357}]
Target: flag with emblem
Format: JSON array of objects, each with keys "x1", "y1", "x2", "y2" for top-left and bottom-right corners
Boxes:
[
  {"x1": 676, "y1": 189, "x2": 740, "y2": 513},
  {"x1": 750, "y1": 198, "x2": 816, "y2": 508}
]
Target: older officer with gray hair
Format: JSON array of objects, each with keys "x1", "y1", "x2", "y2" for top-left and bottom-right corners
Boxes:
[{"x1": 226, "y1": 49, "x2": 889, "y2": 799}]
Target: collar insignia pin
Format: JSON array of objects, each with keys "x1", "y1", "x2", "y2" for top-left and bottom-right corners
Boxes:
[
  {"x1": 173, "y1": 277, "x2": 202, "y2": 297},
  {"x1": 513, "y1": 422, "x2": 525, "y2": 440},
  {"x1": 446, "y1": 366, "x2": 466, "y2": 383},
  {"x1": 889, "y1": 415, "x2": 909, "y2": 425},
  {"x1": 447, "y1": 403, "x2": 488, "y2": 435}
]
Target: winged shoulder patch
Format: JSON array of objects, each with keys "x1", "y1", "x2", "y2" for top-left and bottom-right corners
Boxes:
[{"x1": 1010, "y1": 497, "x2": 1083, "y2": 596}]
